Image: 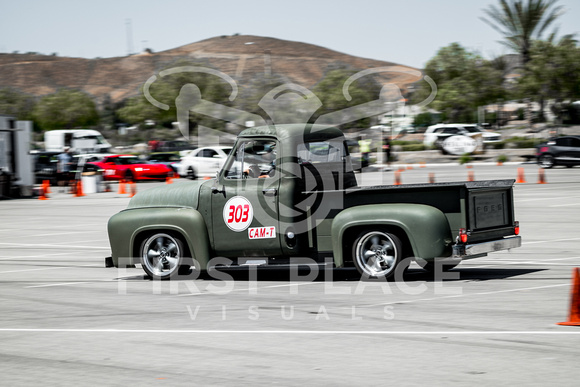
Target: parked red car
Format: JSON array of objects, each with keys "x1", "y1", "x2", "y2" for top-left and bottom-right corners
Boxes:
[{"x1": 93, "y1": 155, "x2": 173, "y2": 181}]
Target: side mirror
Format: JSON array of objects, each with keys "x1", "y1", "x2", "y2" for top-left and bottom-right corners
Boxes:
[{"x1": 211, "y1": 171, "x2": 224, "y2": 194}]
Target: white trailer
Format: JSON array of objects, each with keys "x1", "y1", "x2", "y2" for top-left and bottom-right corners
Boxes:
[
  {"x1": 0, "y1": 115, "x2": 33, "y2": 198},
  {"x1": 44, "y1": 129, "x2": 112, "y2": 154}
]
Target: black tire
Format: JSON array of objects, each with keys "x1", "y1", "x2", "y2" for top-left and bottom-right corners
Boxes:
[
  {"x1": 140, "y1": 233, "x2": 190, "y2": 280},
  {"x1": 187, "y1": 166, "x2": 197, "y2": 180},
  {"x1": 352, "y1": 230, "x2": 403, "y2": 280},
  {"x1": 125, "y1": 169, "x2": 135, "y2": 182},
  {"x1": 539, "y1": 154, "x2": 554, "y2": 169}
]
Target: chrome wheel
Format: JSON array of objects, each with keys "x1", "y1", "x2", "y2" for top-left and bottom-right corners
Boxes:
[
  {"x1": 539, "y1": 154, "x2": 554, "y2": 169},
  {"x1": 353, "y1": 231, "x2": 401, "y2": 279},
  {"x1": 141, "y1": 233, "x2": 184, "y2": 279}
]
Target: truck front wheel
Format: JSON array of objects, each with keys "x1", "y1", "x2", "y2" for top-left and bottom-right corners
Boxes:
[
  {"x1": 352, "y1": 230, "x2": 403, "y2": 280},
  {"x1": 140, "y1": 233, "x2": 190, "y2": 280}
]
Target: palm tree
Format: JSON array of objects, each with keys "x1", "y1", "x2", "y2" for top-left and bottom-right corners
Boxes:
[{"x1": 481, "y1": 0, "x2": 564, "y2": 65}]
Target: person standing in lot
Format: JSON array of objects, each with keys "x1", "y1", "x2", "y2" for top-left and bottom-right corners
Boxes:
[
  {"x1": 57, "y1": 146, "x2": 72, "y2": 190},
  {"x1": 358, "y1": 136, "x2": 372, "y2": 167},
  {"x1": 383, "y1": 137, "x2": 391, "y2": 167}
]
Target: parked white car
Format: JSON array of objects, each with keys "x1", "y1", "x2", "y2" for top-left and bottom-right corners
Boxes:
[
  {"x1": 178, "y1": 146, "x2": 232, "y2": 179},
  {"x1": 423, "y1": 124, "x2": 501, "y2": 147}
]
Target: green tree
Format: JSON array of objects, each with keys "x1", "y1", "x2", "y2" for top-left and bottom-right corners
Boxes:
[
  {"x1": 33, "y1": 89, "x2": 99, "y2": 130},
  {"x1": 413, "y1": 43, "x2": 506, "y2": 122},
  {"x1": 0, "y1": 88, "x2": 36, "y2": 120},
  {"x1": 311, "y1": 67, "x2": 382, "y2": 129},
  {"x1": 481, "y1": 0, "x2": 565, "y2": 65},
  {"x1": 517, "y1": 36, "x2": 580, "y2": 121},
  {"x1": 117, "y1": 61, "x2": 234, "y2": 133}
]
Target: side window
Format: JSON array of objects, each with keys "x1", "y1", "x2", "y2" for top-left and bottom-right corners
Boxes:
[
  {"x1": 200, "y1": 149, "x2": 218, "y2": 158},
  {"x1": 569, "y1": 138, "x2": 580, "y2": 148},
  {"x1": 442, "y1": 127, "x2": 459, "y2": 134},
  {"x1": 297, "y1": 140, "x2": 353, "y2": 190},
  {"x1": 297, "y1": 141, "x2": 344, "y2": 164},
  {"x1": 555, "y1": 138, "x2": 571, "y2": 147},
  {"x1": 224, "y1": 139, "x2": 277, "y2": 179}
]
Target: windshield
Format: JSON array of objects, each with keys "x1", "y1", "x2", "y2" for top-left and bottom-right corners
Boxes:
[
  {"x1": 76, "y1": 134, "x2": 108, "y2": 144},
  {"x1": 115, "y1": 156, "x2": 142, "y2": 165}
]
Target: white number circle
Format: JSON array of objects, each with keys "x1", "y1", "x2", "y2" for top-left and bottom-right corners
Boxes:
[{"x1": 223, "y1": 196, "x2": 254, "y2": 232}]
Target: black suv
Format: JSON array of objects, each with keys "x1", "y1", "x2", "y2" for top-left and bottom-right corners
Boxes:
[{"x1": 537, "y1": 136, "x2": 580, "y2": 168}]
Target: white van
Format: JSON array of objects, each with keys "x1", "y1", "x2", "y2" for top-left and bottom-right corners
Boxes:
[{"x1": 44, "y1": 129, "x2": 112, "y2": 154}]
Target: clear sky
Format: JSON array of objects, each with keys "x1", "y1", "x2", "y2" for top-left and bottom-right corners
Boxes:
[{"x1": 1, "y1": 0, "x2": 579, "y2": 69}]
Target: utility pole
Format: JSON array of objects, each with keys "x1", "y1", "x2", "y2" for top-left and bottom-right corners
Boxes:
[{"x1": 125, "y1": 19, "x2": 134, "y2": 56}]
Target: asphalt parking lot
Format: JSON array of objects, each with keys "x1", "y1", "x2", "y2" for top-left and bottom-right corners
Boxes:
[{"x1": 1, "y1": 162, "x2": 580, "y2": 386}]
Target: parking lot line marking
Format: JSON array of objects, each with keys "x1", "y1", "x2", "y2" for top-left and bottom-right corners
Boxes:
[
  {"x1": 0, "y1": 264, "x2": 95, "y2": 274},
  {"x1": 467, "y1": 256, "x2": 580, "y2": 267},
  {"x1": 0, "y1": 328, "x2": 578, "y2": 335},
  {"x1": 175, "y1": 281, "x2": 326, "y2": 297},
  {"x1": 0, "y1": 242, "x2": 108, "y2": 250},
  {"x1": 523, "y1": 237, "x2": 580, "y2": 245},
  {"x1": 0, "y1": 267, "x2": 67, "y2": 274},
  {"x1": 25, "y1": 282, "x2": 91, "y2": 288},
  {"x1": 549, "y1": 203, "x2": 580, "y2": 207},
  {"x1": 22, "y1": 230, "x2": 97, "y2": 237},
  {"x1": 516, "y1": 195, "x2": 580, "y2": 203},
  {"x1": 362, "y1": 283, "x2": 570, "y2": 308}
]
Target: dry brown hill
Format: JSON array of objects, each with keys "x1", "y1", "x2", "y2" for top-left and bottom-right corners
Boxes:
[{"x1": 0, "y1": 35, "x2": 421, "y2": 105}]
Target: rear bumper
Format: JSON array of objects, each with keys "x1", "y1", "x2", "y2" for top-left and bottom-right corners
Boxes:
[{"x1": 452, "y1": 236, "x2": 521, "y2": 258}]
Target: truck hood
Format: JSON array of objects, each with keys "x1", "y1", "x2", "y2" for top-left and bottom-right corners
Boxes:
[{"x1": 127, "y1": 180, "x2": 204, "y2": 209}]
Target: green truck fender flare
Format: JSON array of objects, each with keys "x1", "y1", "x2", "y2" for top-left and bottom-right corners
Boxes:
[
  {"x1": 330, "y1": 204, "x2": 453, "y2": 267},
  {"x1": 107, "y1": 207, "x2": 211, "y2": 270}
]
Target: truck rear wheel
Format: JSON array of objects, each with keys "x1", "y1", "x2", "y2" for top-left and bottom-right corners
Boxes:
[
  {"x1": 352, "y1": 230, "x2": 403, "y2": 280},
  {"x1": 140, "y1": 233, "x2": 190, "y2": 280}
]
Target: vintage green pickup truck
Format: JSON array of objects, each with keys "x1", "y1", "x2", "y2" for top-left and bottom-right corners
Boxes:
[{"x1": 106, "y1": 124, "x2": 521, "y2": 280}]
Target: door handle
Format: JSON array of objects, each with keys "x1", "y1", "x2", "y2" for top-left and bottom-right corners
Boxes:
[{"x1": 262, "y1": 188, "x2": 277, "y2": 196}]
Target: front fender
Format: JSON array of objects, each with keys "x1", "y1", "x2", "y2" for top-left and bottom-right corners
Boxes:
[
  {"x1": 331, "y1": 204, "x2": 452, "y2": 267},
  {"x1": 107, "y1": 207, "x2": 211, "y2": 269}
]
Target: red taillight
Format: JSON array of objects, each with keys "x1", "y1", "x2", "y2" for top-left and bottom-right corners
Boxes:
[
  {"x1": 538, "y1": 146, "x2": 548, "y2": 155},
  {"x1": 514, "y1": 221, "x2": 520, "y2": 235},
  {"x1": 459, "y1": 228, "x2": 468, "y2": 243}
]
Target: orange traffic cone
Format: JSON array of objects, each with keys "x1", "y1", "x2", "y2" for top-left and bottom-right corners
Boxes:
[
  {"x1": 516, "y1": 168, "x2": 526, "y2": 183},
  {"x1": 75, "y1": 179, "x2": 85, "y2": 197},
  {"x1": 406, "y1": 165, "x2": 414, "y2": 170},
  {"x1": 557, "y1": 268, "x2": 580, "y2": 326},
  {"x1": 537, "y1": 168, "x2": 547, "y2": 184},
  {"x1": 38, "y1": 183, "x2": 48, "y2": 200},
  {"x1": 203, "y1": 176, "x2": 211, "y2": 180},
  {"x1": 428, "y1": 173, "x2": 435, "y2": 184},
  {"x1": 419, "y1": 162, "x2": 426, "y2": 168},
  {"x1": 166, "y1": 173, "x2": 173, "y2": 184},
  {"x1": 118, "y1": 179, "x2": 126, "y2": 194},
  {"x1": 129, "y1": 181, "x2": 137, "y2": 198},
  {"x1": 43, "y1": 180, "x2": 51, "y2": 194},
  {"x1": 394, "y1": 171, "x2": 402, "y2": 185},
  {"x1": 467, "y1": 170, "x2": 475, "y2": 182}
]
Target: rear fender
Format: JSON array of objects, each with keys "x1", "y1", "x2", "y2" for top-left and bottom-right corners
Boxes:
[{"x1": 331, "y1": 204, "x2": 452, "y2": 267}]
